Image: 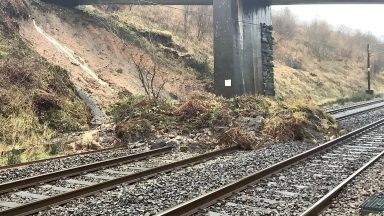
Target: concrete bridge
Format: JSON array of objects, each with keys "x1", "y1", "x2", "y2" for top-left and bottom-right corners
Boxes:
[{"x1": 55, "y1": 0, "x2": 384, "y2": 97}]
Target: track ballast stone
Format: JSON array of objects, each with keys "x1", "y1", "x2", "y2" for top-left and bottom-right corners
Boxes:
[
  {"x1": 202, "y1": 126, "x2": 384, "y2": 215},
  {"x1": 320, "y1": 156, "x2": 384, "y2": 216},
  {"x1": 338, "y1": 108, "x2": 384, "y2": 131},
  {"x1": 41, "y1": 141, "x2": 317, "y2": 215}
]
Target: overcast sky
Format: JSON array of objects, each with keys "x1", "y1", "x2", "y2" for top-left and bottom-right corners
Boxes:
[{"x1": 272, "y1": 4, "x2": 384, "y2": 39}]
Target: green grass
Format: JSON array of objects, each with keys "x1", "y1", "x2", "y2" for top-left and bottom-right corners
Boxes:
[{"x1": 0, "y1": 9, "x2": 91, "y2": 165}]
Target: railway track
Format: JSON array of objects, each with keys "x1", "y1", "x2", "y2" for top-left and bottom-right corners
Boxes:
[
  {"x1": 330, "y1": 100, "x2": 384, "y2": 120},
  {"x1": 326, "y1": 99, "x2": 384, "y2": 115},
  {"x1": 0, "y1": 145, "x2": 239, "y2": 216},
  {"x1": 0, "y1": 145, "x2": 128, "y2": 171},
  {"x1": 158, "y1": 118, "x2": 384, "y2": 216},
  {"x1": 1, "y1": 99, "x2": 383, "y2": 215}
]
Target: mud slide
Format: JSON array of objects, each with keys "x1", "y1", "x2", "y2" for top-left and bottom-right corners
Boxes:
[{"x1": 32, "y1": 19, "x2": 107, "y2": 125}]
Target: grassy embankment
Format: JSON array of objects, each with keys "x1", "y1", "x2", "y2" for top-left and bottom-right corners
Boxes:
[
  {"x1": 98, "y1": 5, "x2": 384, "y2": 104},
  {"x1": 0, "y1": 1, "x2": 90, "y2": 165},
  {"x1": 108, "y1": 95, "x2": 337, "y2": 150}
]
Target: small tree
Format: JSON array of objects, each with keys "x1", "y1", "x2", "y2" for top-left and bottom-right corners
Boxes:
[
  {"x1": 273, "y1": 7, "x2": 297, "y2": 39},
  {"x1": 194, "y1": 6, "x2": 213, "y2": 40},
  {"x1": 131, "y1": 54, "x2": 168, "y2": 100}
]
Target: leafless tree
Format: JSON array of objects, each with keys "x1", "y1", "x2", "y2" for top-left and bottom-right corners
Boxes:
[
  {"x1": 194, "y1": 6, "x2": 212, "y2": 40},
  {"x1": 273, "y1": 7, "x2": 297, "y2": 40},
  {"x1": 183, "y1": 6, "x2": 193, "y2": 35},
  {"x1": 131, "y1": 54, "x2": 168, "y2": 100},
  {"x1": 307, "y1": 20, "x2": 332, "y2": 60}
]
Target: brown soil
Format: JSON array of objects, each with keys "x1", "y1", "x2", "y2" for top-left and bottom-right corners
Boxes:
[{"x1": 19, "y1": 3, "x2": 204, "y2": 110}]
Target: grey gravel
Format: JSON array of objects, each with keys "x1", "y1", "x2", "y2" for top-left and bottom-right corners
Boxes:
[
  {"x1": 320, "y1": 154, "x2": 384, "y2": 215},
  {"x1": 39, "y1": 140, "x2": 321, "y2": 215},
  {"x1": 0, "y1": 151, "x2": 196, "y2": 210},
  {"x1": 323, "y1": 98, "x2": 384, "y2": 112},
  {"x1": 202, "y1": 126, "x2": 384, "y2": 215},
  {"x1": 0, "y1": 143, "x2": 151, "y2": 184},
  {"x1": 332, "y1": 101, "x2": 384, "y2": 120},
  {"x1": 337, "y1": 108, "x2": 384, "y2": 131}
]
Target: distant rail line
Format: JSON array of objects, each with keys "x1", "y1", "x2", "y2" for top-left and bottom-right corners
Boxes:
[
  {"x1": 0, "y1": 145, "x2": 128, "y2": 171},
  {"x1": 326, "y1": 99, "x2": 384, "y2": 114},
  {"x1": 329, "y1": 99, "x2": 384, "y2": 120}
]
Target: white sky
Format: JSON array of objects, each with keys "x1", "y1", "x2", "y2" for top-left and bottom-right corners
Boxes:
[{"x1": 272, "y1": 4, "x2": 384, "y2": 39}]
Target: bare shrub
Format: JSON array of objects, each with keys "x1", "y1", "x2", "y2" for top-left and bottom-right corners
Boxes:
[
  {"x1": 194, "y1": 6, "x2": 213, "y2": 40},
  {"x1": 273, "y1": 7, "x2": 297, "y2": 40},
  {"x1": 307, "y1": 20, "x2": 333, "y2": 60},
  {"x1": 174, "y1": 99, "x2": 209, "y2": 120},
  {"x1": 217, "y1": 128, "x2": 255, "y2": 150},
  {"x1": 131, "y1": 54, "x2": 169, "y2": 100}
]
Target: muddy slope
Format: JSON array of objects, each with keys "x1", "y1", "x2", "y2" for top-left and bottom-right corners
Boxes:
[{"x1": 20, "y1": 1, "x2": 205, "y2": 110}]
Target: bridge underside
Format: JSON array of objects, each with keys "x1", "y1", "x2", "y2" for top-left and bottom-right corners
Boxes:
[{"x1": 73, "y1": 0, "x2": 384, "y2": 5}]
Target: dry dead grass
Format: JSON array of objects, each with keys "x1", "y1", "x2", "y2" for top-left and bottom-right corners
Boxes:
[
  {"x1": 0, "y1": 0, "x2": 91, "y2": 165},
  {"x1": 217, "y1": 128, "x2": 256, "y2": 150},
  {"x1": 174, "y1": 99, "x2": 209, "y2": 120},
  {"x1": 110, "y1": 95, "x2": 335, "y2": 149}
]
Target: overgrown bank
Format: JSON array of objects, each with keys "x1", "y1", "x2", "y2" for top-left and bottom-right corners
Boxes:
[
  {"x1": 109, "y1": 94, "x2": 338, "y2": 151},
  {"x1": 0, "y1": 0, "x2": 91, "y2": 165}
]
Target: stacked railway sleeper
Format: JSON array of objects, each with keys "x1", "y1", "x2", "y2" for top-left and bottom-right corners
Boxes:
[{"x1": 159, "y1": 119, "x2": 384, "y2": 216}]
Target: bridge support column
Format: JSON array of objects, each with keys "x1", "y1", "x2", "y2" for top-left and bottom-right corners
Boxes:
[{"x1": 213, "y1": 0, "x2": 275, "y2": 97}]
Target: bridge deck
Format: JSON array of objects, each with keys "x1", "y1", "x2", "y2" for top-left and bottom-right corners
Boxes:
[{"x1": 73, "y1": 0, "x2": 384, "y2": 5}]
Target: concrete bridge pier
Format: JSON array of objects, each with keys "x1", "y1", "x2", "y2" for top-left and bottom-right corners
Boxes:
[{"x1": 213, "y1": 0, "x2": 275, "y2": 97}]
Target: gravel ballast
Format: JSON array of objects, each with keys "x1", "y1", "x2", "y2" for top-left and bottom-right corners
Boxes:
[
  {"x1": 202, "y1": 126, "x2": 384, "y2": 215},
  {"x1": 320, "y1": 156, "x2": 384, "y2": 215},
  {"x1": 41, "y1": 141, "x2": 319, "y2": 215},
  {"x1": 0, "y1": 145, "x2": 149, "y2": 184},
  {"x1": 337, "y1": 108, "x2": 384, "y2": 131}
]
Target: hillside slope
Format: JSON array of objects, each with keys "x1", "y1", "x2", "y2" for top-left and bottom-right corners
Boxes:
[
  {"x1": 100, "y1": 5, "x2": 384, "y2": 104},
  {"x1": 0, "y1": 0, "x2": 90, "y2": 163},
  {"x1": 19, "y1": 1, "x2": 207, "y2": 111}
]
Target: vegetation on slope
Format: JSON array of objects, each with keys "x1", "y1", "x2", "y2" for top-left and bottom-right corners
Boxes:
[
  {"x1": 109, "y1": 95, "x2": 337, "y2": 150},
  {"x1": 0, "y1": 0, "x2": 91, "y2": 164},
  {"x1": 94, "y1": 5, "x2": 384, "y2": 104},
  {"x1": 273, "y1": 8, "x2": 384, "y2": 104},
  {"x1": 79, "y1": 5, "x2": 213, "y2": 91}
]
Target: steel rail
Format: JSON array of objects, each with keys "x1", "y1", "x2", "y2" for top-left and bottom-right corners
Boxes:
[
  {"x1": 301, "y1": 150, "x2": 384, "y2": 216},
  {"x1": 0, "y1": 145, "x2": 240, "y2": 216},
  {"x1": 334, "y1": 103, "x2": 384, "y2": 120},
  {"x1": 0, "y1": 145, "x2": 128, "y2": 171},
  {"x1": 157, "y1": 118, "x2": 384, "y2": 216},
  {"x1": 0, "y1": 146, "x2": 173, "y2": 195},
  {"x1": 327, "y1": 99, "x2": 384, "y2": 114}
]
